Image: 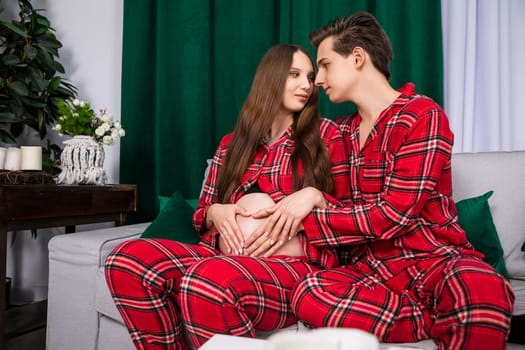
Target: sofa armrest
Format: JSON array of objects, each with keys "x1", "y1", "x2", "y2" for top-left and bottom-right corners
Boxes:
[
  {"x1": 48, "y1": 222, "x2": 150, "y2": 267},
  {"x1": 46, "y1": 222, "x2": 149, "y2": 350}
]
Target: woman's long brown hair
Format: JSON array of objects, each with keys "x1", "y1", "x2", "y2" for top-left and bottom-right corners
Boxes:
[{"x1": 216, "y1": 44, "x2": 333, "y2": 203}]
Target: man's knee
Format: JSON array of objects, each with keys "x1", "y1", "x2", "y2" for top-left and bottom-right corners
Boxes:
[{"x1": 432, "y1": 258, "x2": 514, "y2": 348}]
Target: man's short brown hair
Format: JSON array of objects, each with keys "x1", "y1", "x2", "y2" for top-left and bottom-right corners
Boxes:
[{"x1": 310, "y1": 12, "x2": 393, "y2": 80}]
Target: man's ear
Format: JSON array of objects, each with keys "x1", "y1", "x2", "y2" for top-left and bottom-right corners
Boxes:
[{"x1": 352, "y1": 47, "x2": 366, "y2": 68}]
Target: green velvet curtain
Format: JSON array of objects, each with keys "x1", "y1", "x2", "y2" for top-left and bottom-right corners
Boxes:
[{"x1": 121, "y1": 0, "x2": 443, "y2": 223}]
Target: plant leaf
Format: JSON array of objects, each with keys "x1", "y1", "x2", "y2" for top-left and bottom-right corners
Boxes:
[
  {"x1": 9, "y1": 81, "x2": 29, "y2": 96},
  {"x1": 21, "y1": 96, "x2": 47, "y2": 108},
  {"x1": 24, "y1": 45, "x2": 38, "y2": 60},
  {"x1": 28, "y1": 67, "x2": 48, "y2": 91},
  {"x1": 55, "y1": 86, "x2": 76, "y2": 97},
  {"x1": 34, "y1": 17, "x2": 50, "y2": 36},
  {"x1": 47, "y1": 76, "x2": 61, "y2": 92},
  {"x1": 0, "y1": 112, "x2": 22, "y2": 123},
  {"x1": 51, "y1": 61, "x2": 65, "y2": 74},
  {"x1": 37, "y1": 109, "x2": 45, "y2": 133},
  {"x1": 35, "y1": 35, "x2": 62, "y2": 50},
  {"x1": 0, "y1": 128, "x2": 17, "y2": 144},
  {"x1": 2, "y1": 54, "x2": 21, "y2": 65},
  {"x1": 36, "y1": 17, "x2": 50, "y2": 28},
  {"x1": 20, "y1": 0, "x2": 34, "y2": 11},
  {"x1": 0, "y1": 22, "x2": 28, "y2": 38},
  {"x1": 10, "y1": 100, "x2": 24, "y2": 117}
]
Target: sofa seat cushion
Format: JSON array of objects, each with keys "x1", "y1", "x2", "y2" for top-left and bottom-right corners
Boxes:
[
  {"x1": 98, "y1": 315, "x2": 135, "y2": 350},
  {"x1": 96, "y1": 267, "x2": 126, "y2": 323},
  {"x1": 511, "y1": 279, "x2": 525, "y2": 315},
  {"x1": 94, "y1": 223, "x2": 152, "y2": 324}
]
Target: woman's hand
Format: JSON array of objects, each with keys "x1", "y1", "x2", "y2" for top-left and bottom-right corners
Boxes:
[
  {"x1": 206, "y1": 203, "x2": 250, "y2": 255},
  {"x1": 244, "y1": 187, "x2": 327, "y2": 257}
]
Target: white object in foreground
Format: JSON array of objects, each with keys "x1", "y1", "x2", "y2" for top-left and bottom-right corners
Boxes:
[{"x1": 265, "y1": 328, "x2": 379, "y2": 350}]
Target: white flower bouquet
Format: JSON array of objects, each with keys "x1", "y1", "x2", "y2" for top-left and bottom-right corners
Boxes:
[{"x1": 52, "y1": 98, "x2": 125, "y2": 145}]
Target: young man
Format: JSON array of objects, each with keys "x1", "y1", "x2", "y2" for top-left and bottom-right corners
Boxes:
[{"x1": 247, "y1": 12, "x2": 514, "y2": 350}]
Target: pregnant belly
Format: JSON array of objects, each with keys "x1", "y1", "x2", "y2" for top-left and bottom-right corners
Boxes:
[{"x1": 219, "y1": 193, "x2": 305, "y2": 257}]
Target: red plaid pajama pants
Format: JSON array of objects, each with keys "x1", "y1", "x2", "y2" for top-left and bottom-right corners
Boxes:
[
  {"x1": 178, "y1": 255, "x2": 317, "y2": 348},
  {"x1": 292, "y1": 255, "x2": 514, "y2": 350},
  {"x1": 105, "y1": 238, "x2": 316, "y2": 350}
]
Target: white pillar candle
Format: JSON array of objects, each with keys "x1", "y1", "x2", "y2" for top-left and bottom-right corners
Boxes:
[
  {"x1": 0, "y1": 147, "x2": 7, "y2": 169},
  {"x1": 21, "y1": 146, "x2": 43, "y2": 171},
  {"x1": 4, "y1": 147, "x2": 21, "y2": 171}
]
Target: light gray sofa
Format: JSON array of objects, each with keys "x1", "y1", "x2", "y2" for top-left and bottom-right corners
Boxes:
[{"x1": 46, "y1": 151, "x2": 525, "y2": 350}]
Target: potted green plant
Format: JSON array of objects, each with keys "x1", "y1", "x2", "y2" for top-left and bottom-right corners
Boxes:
[{"x1": 0, "y1": 0, "x2": 77, "y2": 172}]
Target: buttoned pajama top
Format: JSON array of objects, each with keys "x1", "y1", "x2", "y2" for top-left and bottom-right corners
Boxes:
[
  {"x1": 303, "y1": 84, "x2": 482, "y2": 277},
  {"x1": 193, "y1": 117, "x2": 351, "y2": 268}
]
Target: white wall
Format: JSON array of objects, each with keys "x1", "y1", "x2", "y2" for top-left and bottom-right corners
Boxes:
[
  {"x1": 3, "y1": 0, "x2": 123, "y2": 303},
  {"x1": 43, "y1": 0, "x2": 124, "y2": 182}
]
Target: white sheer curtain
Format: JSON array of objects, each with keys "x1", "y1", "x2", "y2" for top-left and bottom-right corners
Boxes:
[{"x1": 441, "y1": 0, "x2": 525, "y2": 153}]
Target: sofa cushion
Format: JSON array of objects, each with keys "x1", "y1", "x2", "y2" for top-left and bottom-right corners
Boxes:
[
  {"x1": 456, "y1": 191, "x2": 509, "y2": 278},
  {"x1": 159, "y1": 195, "x2": 199, "y2": 211},
  {"x1": 158, "y1": 195, "x2": 170, "y2": 210},
  {"x1": 96, "y1": 267, "x2": 125, "y2": 322},
  {"x1": 158, "y1": 196, "x2": 199, "y2": 210},
  {"x1": 98, "y1": 315, "x2": 135, "y2": 350},
  {"x1": 511, "y1": 279, "x2": 525, "y2": 315},
  {"x1": 141, "y1": 192, "x2": 200, "y2": 244},
  {"x1": 451, "y1": 151, "x2": 525, "y2": 280}
]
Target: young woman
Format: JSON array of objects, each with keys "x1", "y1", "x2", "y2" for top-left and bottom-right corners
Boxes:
[{"x1": 105, "y1": 44, "x2": 350, "y2": 350}]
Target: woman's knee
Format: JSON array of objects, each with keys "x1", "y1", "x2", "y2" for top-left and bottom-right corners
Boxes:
[
  {"x1": 106, "y1": 239, "x2": 207, "y2": 291},
  {"x1": 180, "y1": 256, "x2": 304, "y2": 305},
  {"x1": 105, "y1": 239, "x2": 153, "y2": 279},
  {"x1": 178, "y1": 257, "x2": 257, "y2": 329},
  {"x1": 180, "y1": 256, "x2": 251, "y2": 293}
]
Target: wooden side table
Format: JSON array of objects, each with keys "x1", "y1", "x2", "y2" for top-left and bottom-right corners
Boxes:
[{"x1": 0, "y1": 184, "x2": 137, "y2": 349}]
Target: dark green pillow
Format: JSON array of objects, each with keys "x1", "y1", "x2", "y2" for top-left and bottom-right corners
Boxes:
[
  {"x1": 158, "y1": 196, "x2": 199, "y2": 211},
  {"x1": 186, "y1": 198, "x2": 199, "y2": 211},
  {"x1": 158, "y1": 195, "x2": 170, "y2": 211},
  {"x1": 456, "y1": 191, "x2": 509, "y2": 278},
  {"x1": 141, "y1": 192, "x2": 200, "y2": 244}
]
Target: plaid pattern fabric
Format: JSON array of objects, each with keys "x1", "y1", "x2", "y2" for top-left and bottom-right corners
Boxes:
[
  {"x1": 304, "y1": 83, "x2": 482, "y2": 274},
  {"x1": 105, "y1": 118, "x2": 351, "y2": 349},
  {"x1": 105, "y1": 239, "x2": 218, "y2": 350},
  {"x1": 178, "y1": 255, "x2": 318, "y2": 348},
  {"x1": 292, "y1": 255, "x2": 514, "y2": 349},
  {"x1": 295, "y1": 83, "x2": 514, "y2": 348},
  {"x1": 194, "y1": 117, "x2": 351, "y2": 268}
]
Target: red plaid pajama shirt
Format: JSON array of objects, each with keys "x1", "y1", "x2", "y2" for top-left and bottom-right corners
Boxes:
[
  {"x1": 105, "y1": 118, "x2": 351, "y2": 349},
  {"x1": 292, "y1": 84, "x2": 514, "y2": 349}
]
